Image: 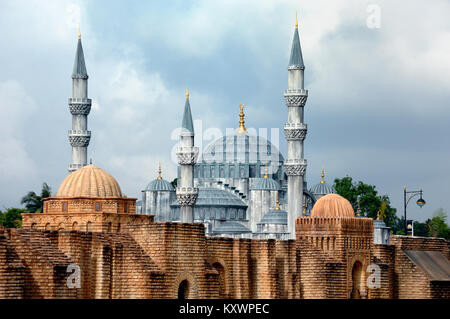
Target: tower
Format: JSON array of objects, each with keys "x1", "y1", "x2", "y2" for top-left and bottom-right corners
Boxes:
[
  {"x1": 68, "y1": 27, "x2": 91, "y2": 173},
  {"x1": 284, "y1": 13, "x2": 308, "y2": 238},
  {"x1": 176, "y1": 81, "x2": 199, "y2": 223}
]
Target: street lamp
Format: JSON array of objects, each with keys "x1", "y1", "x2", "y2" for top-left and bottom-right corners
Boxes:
[{"x1": 403, "y1": 186, "x2": 426, "y2": 235}]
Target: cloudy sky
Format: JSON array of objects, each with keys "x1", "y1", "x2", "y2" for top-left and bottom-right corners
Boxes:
[{"x1": 0, "y1": 0, "x2": 449, "y2": 222}]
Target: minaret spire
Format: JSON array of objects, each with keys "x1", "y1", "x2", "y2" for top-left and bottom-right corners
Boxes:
[
  {"x1": 236, "y1": 104, "x2": 248, "y2": 134},
  {"x1": 68, "y1": 29, "x2": 91, "y2": 173},
  {"x1": 284, "y1": 13, "x2": 308, "y2": 239},
  {"x1": 321, "y1": 167, "x2": 325, "y2": 184},
  {"x1": 157, "y1": 162, "x2": 162, "y2": 180},
  {"x1": 176, "y1": 81, "x2": 199, "y2": 223}
]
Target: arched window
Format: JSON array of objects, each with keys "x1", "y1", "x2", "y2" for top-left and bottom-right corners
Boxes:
[
  {"x1": 57, "y1": 223, "x2": 64, "y2": 231},
  {"x1": 107, "y1": 222, "x2": 112, "y2": 232},
  {"x1": 95, "y1": 202, "x2": 102, "y2": 212},
  {"x1": 212, "y1": 263, "x2": 227, "y2": 298},
  {"x1": 72, "y1": 222, "x2": 78, "y2": 231},
  {"x1": 86, "y1": 221, "x2": 92, "y2": 232},
  {"x1": 31, "y1": 223, "x2": 37, "y2": 230},
  {"x1": 351, "y1": 261, "x2": 365, "y2": 299},
  {"x1": 45, "y1": 223, "x2": 51, "y2": 231},
  {"x1": 178, "y1": 280, "x2": 189, "y2": 299}
]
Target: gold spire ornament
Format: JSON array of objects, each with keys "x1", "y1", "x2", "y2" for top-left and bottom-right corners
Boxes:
[
  {"x1": 295, "y1": 11, "x2": 298, "y2": 28},
  {"x1": 302, "y1": 197, "x2": 306, "y2": 215},
  {"x1": 320, "y1": 167, "x2": 325, "y2": 184},
  {"x1": 236, "y1": 104, "x2": 248, "y2": 134},
  {"x1": 264, "y1": 167, "x2": 269, "y2": 179},
  {"x1": 186, "y1": 80, "x2": 189, "y2": 100},
  {"x1": 275, "y1": 192, "x2": 280, "y2": 210},
  {"x1": 78, "y1": 23, "x2": 81, "y2": 40},
  {"x1": 356, "y1": 196, "x2": 361, "y2": 217},
  {"x1": 157, "y1": 162, "x2": 162, "y2": 180}
]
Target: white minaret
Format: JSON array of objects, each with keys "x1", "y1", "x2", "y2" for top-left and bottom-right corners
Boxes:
[
  {"x1": 284, "y1": 15, "x2": 308, "y2": 239},
  {"x1": 176, "y1": 81, "x2": 199, "y2": 223},
  {"x1": 68, "y1": 27, "x2": 91, "y2": 173}
]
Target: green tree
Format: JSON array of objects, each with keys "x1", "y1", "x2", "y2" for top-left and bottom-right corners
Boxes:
[
  {"x1": 20, "y1": 182, "x2": 51, "y2": 213},
  {"x1": 334, "y1": 177, "x2": 400, "y2": 230},
  {"x1": 427, "y1": 208, "x2": 450, "y2": 240},
  {"x1": 171, "y1": 178, "x2": 178, "y2": 188},
  {"x1": 0, "y1": 208, "x2": 24, "y2": 228},
  {"x1": 413, "y1": 221, "x2": 430, "y2": 237}
]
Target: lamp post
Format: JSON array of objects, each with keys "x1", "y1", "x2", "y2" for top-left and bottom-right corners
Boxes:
[{"x1": 403, "y1": 186, "x2": 426, "y2": 235}]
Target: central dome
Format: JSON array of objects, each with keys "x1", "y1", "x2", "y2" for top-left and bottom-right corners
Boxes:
[
  {"x1": 202, "y1": 134, "x2": 284, "y2": 164},
  {"x1": 310, "y1": 193, "x2": 354, "y2": 218},
  {"x1": 56, "y1": 164, "x2": 123, "y2": 198}
]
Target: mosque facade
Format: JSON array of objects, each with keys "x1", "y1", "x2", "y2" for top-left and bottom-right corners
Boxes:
[
  {"x1": 139, "y1": 17, "x2": 333, "y2": 240},
  {"x1": 0, "y1": 16, "x2": 448, "y2": 299}
]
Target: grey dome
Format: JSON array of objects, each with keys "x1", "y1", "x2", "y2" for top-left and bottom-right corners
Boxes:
[
  {"x1": 212, "y1": 221, "x2": 251, "y2": 234},
  {"x1": 259, "y1": 209, "x2": 287, "y2": 225},
  {"x1": 202, "y1": 134, "x2": 284, "y2": 164},
  {"x1": 145, "y1": 179, "x2": 175, "y2": 191},
  {"x1": 171, "y1": 187, "x2": 247, "y2": 208},
  {"x1": 251, "y1": 177, "x2": 280, "y2": 190},
  {"x1": 310, "y1": 182, "x2": 336, "y2": 196}
]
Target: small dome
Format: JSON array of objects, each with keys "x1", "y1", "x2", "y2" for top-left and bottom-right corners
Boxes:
[
  {"x1": 251, "y1": 178, "x2": 280, "y2": 190},
  {"x1": 145, "y1": 179, "x2": 174, "y2": 191},
  {"x1": 212, "y1": 221, "x2": 251, "y2": 234},
  {"x1": 310, "y1": 194, "x2": 354, "y2": 218},
  {"x1": 310, "y1": 182, "x2": 336, "y2": 197},
  {"x1": 259, "y1": 209, "x2": 287, "y2": 225},
  {"x1": 56, "y1": 165, "x2": 123, "y2": 198}
]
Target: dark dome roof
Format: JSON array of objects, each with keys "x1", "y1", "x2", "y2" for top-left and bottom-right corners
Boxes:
[
  {"x1": 251, "y1": 177, "x2": 280, "y2": 190},
  {"x1": 310, "y1": 181, "x2": 336, "y2": 196},
  {"x1": 259, "y1": 209, "x2": 287, "y2": 225},
  {"x1": 212, "y1": 221, "x2": 251, "y2": 234},
  {"x1": 171, "y1": 187, "x2": 247, "y2": 208},
  {"x1": 145, "y1": 179, "x2": 174, "y2": 191}
]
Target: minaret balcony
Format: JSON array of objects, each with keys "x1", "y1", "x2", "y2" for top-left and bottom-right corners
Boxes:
[
  {"x1": 68, "y1": 130, "x2": 91, "y2": 137},
  {"x1": 176, "y1": 146, "x2": 199, "y2": 165},
  {"x1": 284, "y1": 123, "x2": 307, "y2": 141},
  {"x1": 69, "y1": 98, "x2": 92, "y2": 115},
  {"x1": 284, "y1": 159, "x2": 307, "y2": 176},
  {"x1": 284, "y1": 89, "x2": 308, "y2": 107},
  {"x1": 176, "y1": 187, "x2": 199, "y2": 206}
]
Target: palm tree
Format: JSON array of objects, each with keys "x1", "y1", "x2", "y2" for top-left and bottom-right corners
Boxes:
[{"x1": 21, "y1": 183, "x2": 51, "y2": 213}]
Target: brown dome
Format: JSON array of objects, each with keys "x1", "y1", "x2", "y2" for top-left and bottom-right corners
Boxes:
[
  {"x1": 56, "y1": 165, "x2": 123, "y2": 198},
  {"x1": 310, "y1": 193, "x2": 354, "y2": 218}
]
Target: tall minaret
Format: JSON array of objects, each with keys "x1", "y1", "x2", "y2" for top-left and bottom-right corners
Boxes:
[
  {"x1": 68, "y1": 26, "x2": 91, "y2": 173},
  {"x1": 284, "y1": 13, "x2": 308, "y2": 238},
  {"x1": 176, "y1": 81, "x2": 199, "y2": 223}
]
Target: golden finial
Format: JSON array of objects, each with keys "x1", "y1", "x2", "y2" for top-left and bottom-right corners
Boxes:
[
  {"x1": 157, "y1": 162, "x2": 162, "y2": 180},
  {"x1": 264, "y1": 167, "x2": 268, "y2": 179},
  {"x1": 356, "y1": 196, "x2": 361, "y2": 217},
  {"x1": 78, "y1": 23, "x2": 81, "y2": 40},
  {"x1": 275, "y1": 192, "x2": 280, "y2": 211},
  {"x1": 236, "y1": 104, "x2": 248, "y2": 134},
  {"x1": 320, "y1": 167, "x2": 325, "y2": 184},
  {"x1": 302, "y1": 197, "x2": 306, "y2": 215},
  {"x1": 186, "y1": 80, "x2": 189, "y2": 100},
  {"x1": 295, "y1": 11, "x2": 298, "y2": 29}
]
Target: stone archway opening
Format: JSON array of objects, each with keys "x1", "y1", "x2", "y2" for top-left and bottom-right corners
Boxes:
[
  {"x1": 212, "y1": 262, "x2": 227, "y2": 298},
  {"x1": 351, "y1": 261, "x2": 364, "y2": 299},
  {"x1": 178, "y1": 280, "x2": 190, "y2": 299}
]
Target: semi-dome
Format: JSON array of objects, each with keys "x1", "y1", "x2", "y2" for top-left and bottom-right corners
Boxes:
[
  {"x1": 251, "y1": 177, "x2": 280, "y2": 190},
  {"x1": 172, "y1": 187, "x2": 247, "y2": 208},
  {"x1": 56, "y1": 164, "x2": 123, "y2": 198},
  {"x1": 212, "y1": 221, "x2": 251, "y2": 234},
  {"x1": 310, "y1": 194, "x2": 354, "y2": 218},
  {"x1": 259, "y1": 208, "x2": 287, "y2": 225},
  {"x1": 145, "y1": 179, "x2": 174, "y2": 191}
]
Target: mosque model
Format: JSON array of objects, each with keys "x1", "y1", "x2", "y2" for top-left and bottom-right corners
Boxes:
[{"x1": 2, "y1": 15, "x2": 447, "y2": 300}]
